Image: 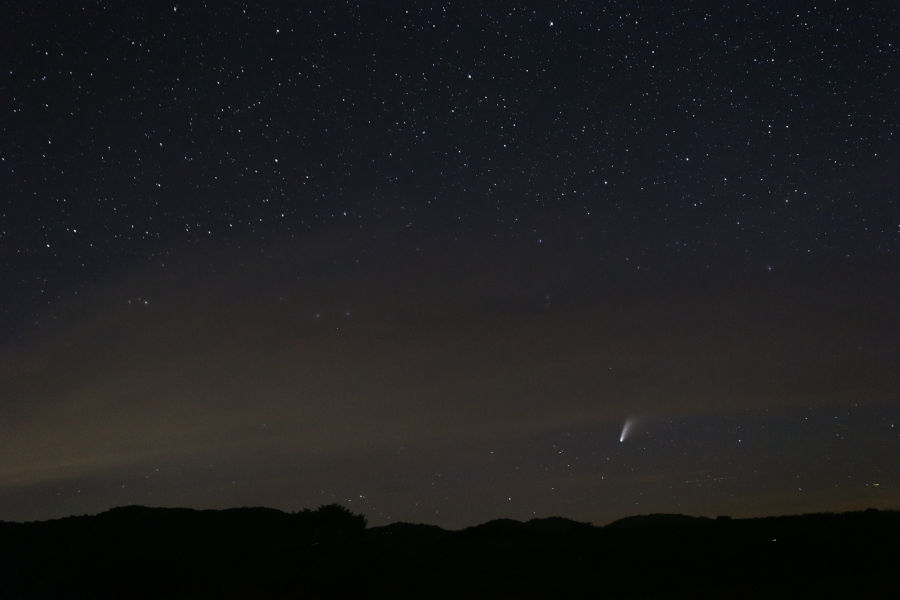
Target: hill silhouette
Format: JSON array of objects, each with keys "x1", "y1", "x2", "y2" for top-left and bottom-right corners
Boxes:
[{"x1": 1, "y1": 506, "x2": 897, "y2": 598}]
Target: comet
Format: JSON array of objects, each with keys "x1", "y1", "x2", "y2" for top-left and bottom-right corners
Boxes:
[{"x1": 619, "y1": 418, "x2": 634, "y2": 443}]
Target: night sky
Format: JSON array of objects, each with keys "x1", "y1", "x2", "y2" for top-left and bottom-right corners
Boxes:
[{"x1": 2, "y1": 2, "x2": 897, "y2": 528}]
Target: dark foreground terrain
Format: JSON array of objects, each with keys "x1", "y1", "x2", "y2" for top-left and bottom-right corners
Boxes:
[{"x1": 1, "y1": 505, "x2": 897, "y2": 598}]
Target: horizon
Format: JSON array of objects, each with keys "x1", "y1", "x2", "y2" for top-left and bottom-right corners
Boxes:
[
  {"x1": 5, "y1": 499, "x2": 896, "y2": 596},
  {"x1": 3, "y1": 502, "x2": 897, "y2": 531}
]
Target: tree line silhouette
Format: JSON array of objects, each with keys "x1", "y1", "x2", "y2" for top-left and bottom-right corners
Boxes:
[{"x1": 1, "y1": 505, "x2": 897, "y2": 598}]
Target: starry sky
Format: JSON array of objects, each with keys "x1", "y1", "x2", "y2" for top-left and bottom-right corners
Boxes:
[{"x1": 1, "y1": 1, "x2": 897, "y2": 528}]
